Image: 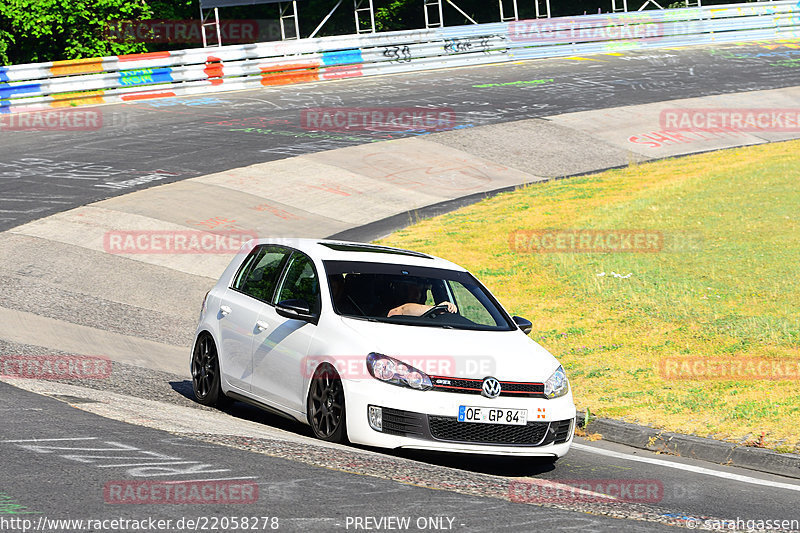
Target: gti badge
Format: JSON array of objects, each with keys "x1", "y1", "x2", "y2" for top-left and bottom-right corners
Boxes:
[{"x1": 481, "y1": 377, "x2": 501, "y2": 399}]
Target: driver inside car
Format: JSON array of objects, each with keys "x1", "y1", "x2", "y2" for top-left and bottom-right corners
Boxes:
[{"x1": 387, "y1": 279, "x2": 457, "y2": 317}]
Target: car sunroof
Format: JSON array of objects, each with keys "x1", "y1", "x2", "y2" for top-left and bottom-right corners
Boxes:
[{"x1": 319, "y1": 242, "x2": 433, "y2": 259}]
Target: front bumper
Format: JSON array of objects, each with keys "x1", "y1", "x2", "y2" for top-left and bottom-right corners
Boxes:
[{"x1": 345, "y1": 378, "x2": 576, "y2": 457}]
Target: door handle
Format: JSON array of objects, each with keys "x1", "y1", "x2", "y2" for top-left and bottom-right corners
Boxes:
[
  {"x1": 219, "y1": 305, "x2": 232, "y2": 317},
  {"x1": 255, "y1": 321, "x2": 269, "y2": 332}
]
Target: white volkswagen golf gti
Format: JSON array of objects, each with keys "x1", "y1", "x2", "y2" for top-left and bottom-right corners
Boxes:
[{"x1": 192, "y1": 238, "x2": 575, "y2": 459}]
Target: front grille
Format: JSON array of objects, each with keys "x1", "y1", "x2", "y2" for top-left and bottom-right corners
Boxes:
[
  {"x1": 381, "y1": 407, "x2": 426, "y2": 438},
  {"x1": 429, "y1": 416, "x2": 549, "y2": 445},
  {"x1": 500, "y1": 381, "x2": 546, "y2": 396},
  {"x1": 430, "y1": 376, "x2": 545, "y2": 398},
  {"x1": 430, "y1": 377, "x2": 483, "y2": 395},
  {"x1": 374, "y1": 407, "x2": 573, "y2": 447}
]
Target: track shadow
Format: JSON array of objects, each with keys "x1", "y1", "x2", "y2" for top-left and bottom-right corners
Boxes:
[
  {"x1": 389, "y1": 448, "x2": 559, "y2": 477},
  {"x1": 171, "y1": 380, "x2": 560, "y2": 475},
  {"x1": 169, "y1": 379, "x2": 195, "y2": 400},
  {"x1": 170, "y1": 379, "x2": 314, "y2": 438}
]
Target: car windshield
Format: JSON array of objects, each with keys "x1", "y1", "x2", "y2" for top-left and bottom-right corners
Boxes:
[{"x1": 323, "y1": 260, "x2": 515, "y2": 331}]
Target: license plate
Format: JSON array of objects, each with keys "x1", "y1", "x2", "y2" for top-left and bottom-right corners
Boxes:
[{"x1": 457, "y1": 406, "x2": 528, "y2": 425}]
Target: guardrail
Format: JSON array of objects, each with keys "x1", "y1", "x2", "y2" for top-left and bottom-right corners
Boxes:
[{"x1": 2, "y1": 1, "x2": 799, "y2": 113}]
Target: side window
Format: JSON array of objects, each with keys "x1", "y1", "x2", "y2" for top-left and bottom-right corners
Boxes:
[
  {"x1": 276, "y1": 253, "x2": 321, "y2": 314},
  {"x1": 234, "y1": 246, "x2": 289, "y2": 303}
]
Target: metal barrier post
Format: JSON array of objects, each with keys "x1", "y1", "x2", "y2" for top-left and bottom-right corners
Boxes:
[{"x1": 612, "y1": 0, "x2": 629, "y2": 12}]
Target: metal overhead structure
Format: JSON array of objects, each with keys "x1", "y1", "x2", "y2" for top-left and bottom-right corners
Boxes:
[
  {"x1": 200, "y1": 7, "x2": 223, "y2": 47},
  {"x1": 499, "y1": 0, "x2": 519, "y2": 22},
  {"x1": 425, "y1": 0, "x2": 527, "y2": 28},
  {"x1": 279, "y1": 1, "x2": 300, "y2": 40},
  {"x1": 424, "y1": 0, "x2": 445, "y2": 28},
  {"x1": 424, "y1": 0, "x2": 470, "y2": 28},
  {"x1": 612, "y1": 0, "x2": 701, "y2": 12},
  {"x1": 611, "y1": 0, "x2": 628, "y2": 12},
  {"x1": 638, "y1": 0, "x2": 665, "y2": 9},
  {"x1": 534, "y1": 0, "x2": 551, "y2": 19},
  {"x1": 198, "y1": 0, "x2": 588, "y2": 45},
  {"x1": 309, "y1": 0, "x2": 375, "y2": 39},
  {"x1": 199, "y1": 0, "x2": 303, "y2": 45},
  {"x1": 354, "y1": 0, "x2": 376, "y2": 34},
  {"x1": 198, "y1": 0, "x2": 374, "y2": 43}
]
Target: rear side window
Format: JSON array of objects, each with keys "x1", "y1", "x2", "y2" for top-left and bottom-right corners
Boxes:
[
  {"x1": 232, "y1": 246, "x2": 290, "y2": 303},
  {"x1": 276, "y1": 252, "x2": 321, "y2": 314}
]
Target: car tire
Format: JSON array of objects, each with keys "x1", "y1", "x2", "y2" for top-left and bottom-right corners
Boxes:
[
  {"x1": 307, "y1": 363, "x2": 348, "y2": 443},
  {"x1": 191, "y1": 333, "x2": 229, "y2": 407}
]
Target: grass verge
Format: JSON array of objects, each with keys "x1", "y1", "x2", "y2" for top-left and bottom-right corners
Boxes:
[{"x1": 376, "y1": 140, "x2": 800, "y2": 453}]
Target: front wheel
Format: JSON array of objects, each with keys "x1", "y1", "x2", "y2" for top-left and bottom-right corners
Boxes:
[
  {"x1": 191, "y1": 334, "x2": 228, "y2": 407},
  {"x1": 307, "y1": 364, "x2": 348, "y2": 443}
]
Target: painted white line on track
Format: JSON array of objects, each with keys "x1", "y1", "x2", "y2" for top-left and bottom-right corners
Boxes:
[
  {"x1": 572, "y1": 443, "x2": 800, "y2": 492},
  {"x1": 4, "y1": 445, "x2": 119, "y2": 451},
  {"x1": 95, "y1": 461, "x2": 201, "y2": 468},
  {"x1": 2, "y1": 437, "x2": 98, "y2": 442},
  {"x1": 161, "y1": 477, "x2": 259, "y2": 483}
]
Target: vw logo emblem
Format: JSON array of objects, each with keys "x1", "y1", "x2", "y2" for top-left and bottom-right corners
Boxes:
[{"x1": 481, "y1": 377, "x2": 501, "y2": 399}]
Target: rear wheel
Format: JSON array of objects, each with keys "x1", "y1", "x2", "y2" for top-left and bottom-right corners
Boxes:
[
  {"x1": 307, "y1": 364, "x2": 347, "y2": 443},
  {"x1": 191, "y1": 334, "x2": 228, "y2": 407}
]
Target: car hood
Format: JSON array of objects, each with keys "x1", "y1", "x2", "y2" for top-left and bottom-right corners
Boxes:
[{"x1": 337, "y1": 316, "x2": 561, "y2": 383}]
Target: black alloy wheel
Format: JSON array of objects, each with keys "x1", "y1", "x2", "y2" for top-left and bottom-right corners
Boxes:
[
  {"x1": 191, "y1": 334, "x2": 228, "y2": 407},
  {"x1": 307, "y1": 364, "x2": 347, "y2": 443}
]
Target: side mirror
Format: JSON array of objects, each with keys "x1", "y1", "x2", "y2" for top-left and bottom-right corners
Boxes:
[
  {"x1": 512, "y1": 316, "x2": 532, "y2": 335},
  {"x1": 276, "y1": 299, "x2": 318, "y2": 324}
]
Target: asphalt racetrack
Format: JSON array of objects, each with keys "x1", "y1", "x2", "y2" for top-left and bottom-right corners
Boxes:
[{"x1": 2, "y1": 42, "x2": 800, "y2": 230}]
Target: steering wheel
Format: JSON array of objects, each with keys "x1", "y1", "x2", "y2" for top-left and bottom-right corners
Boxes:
[{"x1": 420, "y1": 302, "x2": 451, "y2": 319}]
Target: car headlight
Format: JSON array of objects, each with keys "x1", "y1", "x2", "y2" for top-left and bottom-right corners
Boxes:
[
  {"x1": 544, "y1": 365, "x2": 569, "y2": 399},
  {"x1": 366, "y1": 353, "x2": 432, "y2": 391}
]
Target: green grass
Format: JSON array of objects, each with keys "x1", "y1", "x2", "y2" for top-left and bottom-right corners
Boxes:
[{"x1": 377, "y1": 140, "x2": 800, "y2": 451}]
